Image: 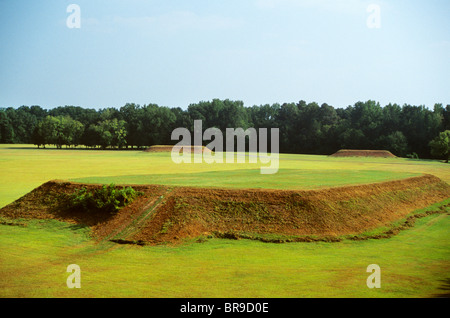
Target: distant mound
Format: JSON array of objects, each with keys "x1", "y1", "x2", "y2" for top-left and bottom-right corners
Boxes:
[
  {"x1": 330, "y1": 149, "x2": 396, "y2": 158},
  {"x1": 145, "y1": 145, "x2": 211, "y2": 154},
  {"x1": 1, "y1": 175, "x2": 449, "y2": 245}
]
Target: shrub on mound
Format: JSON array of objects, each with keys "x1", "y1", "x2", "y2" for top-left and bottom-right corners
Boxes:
[{"x1": 67, "y1": 184, "x2": 142, "y2": 214}]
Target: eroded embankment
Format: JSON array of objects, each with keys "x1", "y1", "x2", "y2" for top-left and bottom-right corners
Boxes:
[
  {"x1": 0, "y1": 175, "x2": 449, "y2": 245},
  {"x1": 330, "y1": 149, "x2": 396, "y2": 158}
]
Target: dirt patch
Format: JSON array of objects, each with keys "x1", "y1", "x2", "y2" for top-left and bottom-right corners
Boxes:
[
  {"x1": 1, "y1": 175, "x2": 449, "y2": 245},
  {"x1": 330, "y1": 149, "x2": 397, "y2": 158},
  {"x1": 145, "y1": 145, "x2": 211, "y2": 154}
]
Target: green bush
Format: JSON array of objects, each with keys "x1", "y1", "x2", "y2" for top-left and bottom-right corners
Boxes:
[
  {"x1": 406, "y1": 152, "x2": 419, "y2": 159},
  {"x1": 68, "y1": 184, "x2": 142, "y2": 214}
]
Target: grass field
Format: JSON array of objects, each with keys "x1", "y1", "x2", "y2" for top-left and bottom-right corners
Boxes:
[
  {"x1": 2, "y1": 144, "x2": 449, "y2": 208},
  {"x1": 0, "y1": 144, "x2": 449, "y2": 298}
]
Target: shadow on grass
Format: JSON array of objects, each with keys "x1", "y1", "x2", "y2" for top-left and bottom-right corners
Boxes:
[
  {"x1": 405, "y1": 157, "x2": 449, "y2": 164},
  {"x1": 432, "y1": 278, "x2": 450, "y2": 298},
  {"x1": 66, "y1": 224, "x2": 90, "y2": 231},
  {"x1": 4, "y1": 146, "x2": 146, "y2": 151}
]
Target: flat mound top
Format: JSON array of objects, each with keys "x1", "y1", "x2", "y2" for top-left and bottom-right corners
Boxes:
[
  {"x1": 330, "y1": 149, "x2": 396, "y2": 158},
  {"x1": 145, "y1": 145, "x2": 210, "y2": 153}
]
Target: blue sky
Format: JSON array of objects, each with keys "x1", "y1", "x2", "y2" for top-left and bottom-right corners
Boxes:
[{"x1": 0, "y1": 0, "x2": 449, "y2": 110}]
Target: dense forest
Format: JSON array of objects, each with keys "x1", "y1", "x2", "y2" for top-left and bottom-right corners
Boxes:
[{"x1": 1, "y1": 99, "x2": 449, "y2": 159}]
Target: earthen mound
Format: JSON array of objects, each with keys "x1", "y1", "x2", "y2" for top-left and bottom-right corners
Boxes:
[
  {"x1": 330, "y1": 149, "x2": 396, "y2": 158},
  {"x1": 145, "y1": 145, "x2": 211, "y2": 154},
  {"x1": 1, "y1": 175, "x2": 449, "y2": 245}
]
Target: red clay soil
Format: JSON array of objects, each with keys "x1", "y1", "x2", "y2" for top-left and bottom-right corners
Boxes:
[
  {"x1": 330, "y1": 149, "x2": 397, "y2": 158},
  {"x1": 0, "y1": 180, "x2": 167, "y2": 229},
  {"x1": 145, "y1": 145, "x2": 211, "y2": 154},
  {"x1": 1, "y1": 175, "x2": 449, "y2": 245}
]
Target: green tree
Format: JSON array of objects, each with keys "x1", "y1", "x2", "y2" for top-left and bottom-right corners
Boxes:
[
  {"x1": 138, "y1": 104, "x2": 176, "y2": 147},
  {"x1": 275, "y1": 102, "x2": 299, "y2": 153},
  {"x1": 94, "y1": 123, "x2": 113, "y2": 149},
  {"x1": 338, "y1": 128, "x2": 366, "y2": 150},
  {"x1": 376, "y1": 131, "x2": 408, "y2": 157},
  {"x1": 110, "y1": 119, "x2": 128, "y2": 149},
  {"x1": 63, "y1": 116, "x2": 85, "y2": 147},
  {"x1": 31, "y1": 122, "x2": 46, "y2": 148},
  {"x1": 443, "y1": 105, "x2": 450, "y2": 130},
  {"x1": 81, "y1": 125, "x2": 101, "y2": 148},
  {"x1": 401, "y1": 104, "x2": 441, "y2": 158},
  {"x1": 0, "y1": 110, "x2": 15, "y2": 143},
  {"x1": 429, "y1": 130, "x2": 450, "y2": 162},
  {"x1": 32, "y1": 116, "x2": 84, "y2": 148},
  {"x1": 348, "y1": 100, "x2": 383, "y2": 149},
  {"x1": 85, "y1": 119, "x2": 127, "y2": 149},
  {"x1": 49, "y1": 105, "x2": 99, "y2": 127},
  {"x1": 120, "y1": 103, "x2": 141, "y2": 149},
  {"x1": 52, "y1": 116, "x2": 85, "y2": 148},
  {"x1": 32, "y1": 116, "x2": 58, "y2": 148}
]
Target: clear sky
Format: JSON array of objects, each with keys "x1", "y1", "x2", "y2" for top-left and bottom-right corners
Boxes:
[{"x1": 0, "y1": 0, "x2": 449, "y2": 110}]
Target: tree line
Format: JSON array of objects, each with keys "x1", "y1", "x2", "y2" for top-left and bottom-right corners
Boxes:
[{"x1": 0, "y1": 99, "x2": 449, "y2": 159}]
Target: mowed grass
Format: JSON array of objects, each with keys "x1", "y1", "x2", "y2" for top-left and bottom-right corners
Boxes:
[
  {"x1": 1, "y1": 144, "x2": 448, "y2": 208},
  {"x1": 72, "y1": 169, "x2": 420, "y2": 190},
  {"x1": 0, "y1": 144, "x2": 449, "y2": 298}
]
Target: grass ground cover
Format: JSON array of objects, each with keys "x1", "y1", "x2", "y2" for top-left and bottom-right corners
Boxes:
[
  {"x1": 0, "y1": 144, "x2": 449, "y2": 298},
  {"x1": 1, "y1": 144, "x2": 448, "y2": 208},
  {"x1": 71, "y1": 169, "x2": 420, "y2": 190}
]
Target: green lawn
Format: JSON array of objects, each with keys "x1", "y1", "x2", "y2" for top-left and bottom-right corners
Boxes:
[
  {"x1": 71, "y1": 169, "x2": 420, "y2": 190},
  {"x1": 0, "y1": 144, "x2": 449, "y2": 298},
  {"x1": 1, "y1": 144, "x2": 448, "y2": 208}
]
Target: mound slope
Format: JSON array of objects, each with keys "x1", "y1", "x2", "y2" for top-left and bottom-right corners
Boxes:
[
  {"x1": 1, "y1": 175, "x2": 449, "y2": 244},
  {"x1": 330, "y1": 149, "x2": 397, "y2": 158},
  {"x1": 145, "y1": 145, "x2": 211, "y2": 154}
]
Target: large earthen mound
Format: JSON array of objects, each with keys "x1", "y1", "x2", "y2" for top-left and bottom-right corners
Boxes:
[
  {"x1": 1, "y1": 175, "x2": 449, "y2": 245},
  {"x1": 330, "y1": 149, "x2": 397, "y2": 158},
  {"x1": 145, "y1": 145, "x2": 211, "y2": 154}
]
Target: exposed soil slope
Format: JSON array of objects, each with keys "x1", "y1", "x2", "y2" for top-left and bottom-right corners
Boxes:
[
  {"x1": 330, "y1": 149, "x2": 397, "y2": 158},
  {"x1": 1, "y1": 175, "x2": 449, "y2": 244},
  {"x1": 0, "y1": 181, "x2": 167, "y2": 230}
]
